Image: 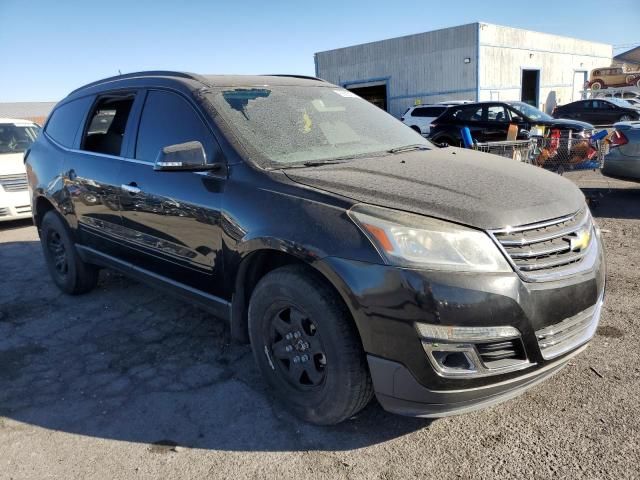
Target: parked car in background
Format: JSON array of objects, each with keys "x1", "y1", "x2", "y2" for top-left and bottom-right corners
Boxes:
[
  {"x1": 586, "y1": 67, "x2": 640, "y2": 90},
  {"x1": 602, "y1": 121, "x2": 640, "y2": 181},
  {"x1": 400, "y1": 104, "x2": 449, "y2": 135},
  {"x1": 429, "y1": 101, "x2": 593, "y2": 146},
  {"x1": 27, "y1": 71, "x2": 605, "y2": 425},
  {"x1": 0, "y1": 118, "x2": 40, "y2": 222},
  {"x1": 552, "y1": 98, "x2": 640, "y2": 125}
]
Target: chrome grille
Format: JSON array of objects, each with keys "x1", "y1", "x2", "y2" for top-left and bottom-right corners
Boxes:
[
  {"x1": 536, "y1": 296, "x2": 603, "y2": 360},
  {"x1": 0, "y1": 207, "x2": 8, "y2": 217},
  {"x1": 0, "y1": 173, "x2": 28, "y2": 192},
  {"x1": 490, "y1": 209, "x2": 595, "y2": 281}
]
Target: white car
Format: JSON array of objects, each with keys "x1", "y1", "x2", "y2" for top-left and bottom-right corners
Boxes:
[
  {"x1": 0, "y1": 118, "x2": 40, "y2": 222},
  {"x1": 400, "y1": 104, "x2": 449, "y2": 135}
]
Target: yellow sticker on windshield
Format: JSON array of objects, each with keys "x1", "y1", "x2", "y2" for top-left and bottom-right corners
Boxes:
[{"x1": 303, "y1": 111, "x2": 312, "y2": 133}]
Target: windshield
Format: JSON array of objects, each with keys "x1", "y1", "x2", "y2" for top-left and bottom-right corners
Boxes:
[
  {"x1": 608, "y1": 98, "x2": 635, "y2": 108},
  {"x1": 508, "y1": 102, "x2": 554, "y2": 121},
  {"x1": 204, "y1": 86, "x2": 432, "y2": 167},
  {"x1": 0, "y1": 123, "x2": 40, "y2": 154}
]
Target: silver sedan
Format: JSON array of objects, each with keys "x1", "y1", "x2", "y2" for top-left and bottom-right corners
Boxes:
[{"x1": 603, "y1": 122, "x2": 640, "y2": 180}]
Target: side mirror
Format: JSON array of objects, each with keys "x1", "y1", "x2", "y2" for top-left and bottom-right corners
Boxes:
[{"x1": 154, "y1": 141, "x2": 220, "y2": 172}]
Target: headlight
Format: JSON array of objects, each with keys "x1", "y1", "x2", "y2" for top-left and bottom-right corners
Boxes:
[{"x1": 348, "y1": 204, "x2": 512, "y2": 272}]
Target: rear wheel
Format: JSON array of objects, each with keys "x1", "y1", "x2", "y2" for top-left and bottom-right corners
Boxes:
[
  {"x1": 248, "y1": 265, "x2": 373, "y2": 425},
  {"x1": 619, "y1": 115, "x2": 633, "y2": 122},
  {"x1": 410, "y1": 125, "x2": 421, "y2": 134},
  {"x1": 40, "y1": 211, "x2": 98, "y2": 295}
]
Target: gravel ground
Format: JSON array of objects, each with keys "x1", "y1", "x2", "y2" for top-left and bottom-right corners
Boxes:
[{"x1": 1, "y1": 171, "x2": 639, "y2": 480}]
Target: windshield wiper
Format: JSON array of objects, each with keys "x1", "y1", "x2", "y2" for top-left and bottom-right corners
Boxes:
[{"x1": 387, "y1": 144, "x2": 430, "y2": 154}]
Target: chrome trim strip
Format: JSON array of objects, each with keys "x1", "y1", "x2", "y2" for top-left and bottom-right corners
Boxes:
[
  {"x1": 516, "y1": 250, "x2": 587, "y2": 271},
  {"x1": 44, "y1": 131, "x2": 154, "y2": 166},
  {"x1": 508, "y1": 243, "x2": 570, "y2": 258},
  {"x1": 491, "y1": 209, "x2": 582, "y2": 234},
  {"x1": 536, "y1": 290, "x2": 604, "y2": 360},
  {"x1": 498, "y1": 220, "x2": 587, "y2": 246}
]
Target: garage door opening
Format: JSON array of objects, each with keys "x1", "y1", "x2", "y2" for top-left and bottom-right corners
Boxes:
[
  {"x1": 521, "y1": 70, "x2": 540, "y2": 107},
  {"x1": 346, "y1": 84, "x2": 387, "y2": 111}
]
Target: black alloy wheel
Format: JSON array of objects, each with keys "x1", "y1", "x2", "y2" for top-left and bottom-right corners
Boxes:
[{"x1": 269, "y1": 306, "x2": 327, "y2": 389}]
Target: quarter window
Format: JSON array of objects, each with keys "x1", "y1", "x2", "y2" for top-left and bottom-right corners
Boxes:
[
  {"x1": 135, "y1": 90, "x2": 215, "y2": 163},
  {"x1": 45, "y1": 96, "x2": 93, "y2": 148}
]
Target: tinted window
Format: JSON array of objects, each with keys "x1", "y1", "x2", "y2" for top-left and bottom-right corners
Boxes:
[
  {"x1": 82, "y1": 94, "x2": 135, "y2": 156},
  {"x1": 136, "y1": 90, "x2": 215, "y2": 162},
  {"x1": 451, "y1": 106, "x2": 483, "y2": 122},
  {"x1": 411, "y1": 107, "x2": 446, "y2": 117},
  {"x1": 45, "y1": 96, "x2": 93, "y2": 147}
]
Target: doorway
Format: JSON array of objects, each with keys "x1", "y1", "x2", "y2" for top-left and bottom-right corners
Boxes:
[
  {"x1": 346, "y1": 84, "x2": 387, "y2": 111},
  {"x1": 521, "y1": 69, "x2": 540, "y2": 107},
  {"x1": 572, "y1": 71, "x2": 587, "y2": 101}
]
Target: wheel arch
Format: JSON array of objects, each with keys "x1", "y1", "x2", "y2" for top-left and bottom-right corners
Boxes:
[
  {"x1": 230, "y1": 248, "x2": 362, "y2": 348},
  {"x1": 33, "y1": 195, "x2": 56, "y2": 230}
]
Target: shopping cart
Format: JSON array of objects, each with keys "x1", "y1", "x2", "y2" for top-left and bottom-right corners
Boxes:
[
  {"x1": 530, "y1": 130, "x2": 609, "y2": 175},
  {"x1": 471, "y1": 139, "x2": 535, "y2": 163}
]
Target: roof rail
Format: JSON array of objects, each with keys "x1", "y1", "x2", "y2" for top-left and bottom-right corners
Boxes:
[
  {"x1": 263, "y1": 74, "x2": 326, "y2": 82},
  {"x1": 68, "y1": 71, "x2": 207, "y2": 96}
]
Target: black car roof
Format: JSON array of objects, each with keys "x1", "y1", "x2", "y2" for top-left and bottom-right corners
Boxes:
[{"x1": 67, "y1": 71, "x2": 330, "y2": 97}]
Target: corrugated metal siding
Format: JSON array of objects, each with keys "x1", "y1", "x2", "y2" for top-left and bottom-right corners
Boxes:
[
  {"x1": 478, "y1": 24, "x2": 612, "y2": 110},
  {"x1": 316, "y1": 24, "x2": 478, "y2": 117}
]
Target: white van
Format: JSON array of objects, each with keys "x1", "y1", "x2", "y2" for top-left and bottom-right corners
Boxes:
[{"x1": 0, "y1": 118, "x2": 40, "y2": 222}]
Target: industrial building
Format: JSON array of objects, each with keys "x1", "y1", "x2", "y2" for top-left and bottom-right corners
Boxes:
[{"x1": 315, "y1": 23, "x2": 613, "y2": 117}]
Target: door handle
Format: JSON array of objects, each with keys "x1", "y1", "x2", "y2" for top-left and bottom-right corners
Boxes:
[{"x1": 122, "y1": 182, "x2": 141, "y2": 195}]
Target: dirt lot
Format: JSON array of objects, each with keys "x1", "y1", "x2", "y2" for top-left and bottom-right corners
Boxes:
[{"x1": 1, "y1": 171, "x2": 639, "y2": 480}]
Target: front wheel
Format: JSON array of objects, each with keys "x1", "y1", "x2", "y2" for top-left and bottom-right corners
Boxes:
[
  {"x1": 248, "y1": 265, "x2": 373, "y2": 425},
  {"x1": 590, "y1": 81, "x2": 603, "y2": 90},
  {"x1": 40, "y1": 211, "x2": 99, "y2": 295}
]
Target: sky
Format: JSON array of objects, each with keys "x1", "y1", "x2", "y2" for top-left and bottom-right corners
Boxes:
[{"x1": 1, "y1": 0, "x2": 638, "y2": 102}]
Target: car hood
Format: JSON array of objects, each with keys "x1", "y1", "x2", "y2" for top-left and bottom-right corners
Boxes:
[
  {"x1": 541, "y1": 118, "x2": 594, "y2": 130},
  {"x1": 284, "y1": 148, "x2": 585, "y2": 230},
  {"x1": 0, "y1": 153, "x2": 27, "y2": 176}
]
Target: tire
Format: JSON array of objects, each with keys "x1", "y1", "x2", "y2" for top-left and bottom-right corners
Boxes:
[
  {"x1": 636, "y1": 78, "x2": 640, "y2": 89},
  {"x1": 248, "y1": 265, "x2": 373, "y2": 425},
  {"x1": 590, "y1": 81, "x2": 603, "y2": 90},
  {"x1": 410, "y1": 125, "x2": 421, "y2": 134},
  {"x1": 619, "y1": 115, "x2": 633, "y2": 122},
  {"x1": 40, "y1": 210, "x2": 99, "y2": 295}
]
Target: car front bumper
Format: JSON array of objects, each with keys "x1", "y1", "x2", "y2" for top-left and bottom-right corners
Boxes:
[
  {"x1": 0, "y1": 189, "x2": 31, "y2": 222},
  {"x1": 316, "y1": 237, "x2": 606, "y2": 417}
]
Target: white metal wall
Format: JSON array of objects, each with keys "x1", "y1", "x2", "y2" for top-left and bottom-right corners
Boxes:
[
  {"x1": 315, "y1": 24, "x2": 478, "y2": 118},
  {"x1": 478, "y1": 24, "x2": 612, "y2": 112}
]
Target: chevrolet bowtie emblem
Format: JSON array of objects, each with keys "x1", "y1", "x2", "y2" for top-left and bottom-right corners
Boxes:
[{"x1": 569, "y1": 228, "x2": 591, "y2": 252}]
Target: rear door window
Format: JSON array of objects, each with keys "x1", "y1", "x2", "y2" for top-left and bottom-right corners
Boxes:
[
  {"x1": 81, "y1": 94, "x2": 136, "y2": 157},
  {"x1": 135, "y1": 90, "x2": 215, "y2": 163},
  {"x1": 45, "y1": 96, "x2": 93, "y2": 148}
]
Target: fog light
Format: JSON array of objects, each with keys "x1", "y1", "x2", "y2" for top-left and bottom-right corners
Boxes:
[
  {"x1": 416, "y1": 323, "x2": 534, "y2": 378},
  {"x1": 433, "y1": 351, "x2": 474, "y2": 370}
]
